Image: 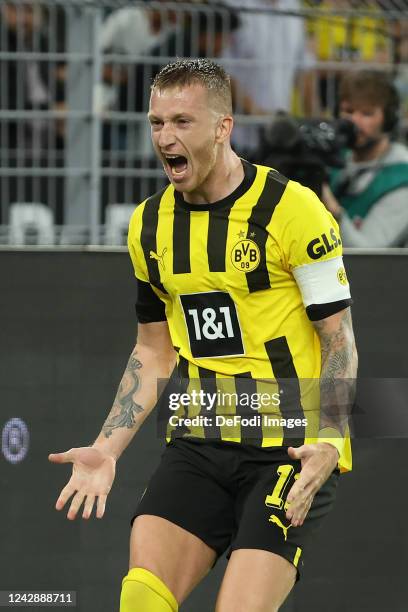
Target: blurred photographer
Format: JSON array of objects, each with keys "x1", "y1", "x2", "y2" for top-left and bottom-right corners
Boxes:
[
  {"x1": 257, "y1": 113, "x2": 356, "y2": 198},
  {"x1": 323, "y1": 70, "x2": 408, "y2": 247}
]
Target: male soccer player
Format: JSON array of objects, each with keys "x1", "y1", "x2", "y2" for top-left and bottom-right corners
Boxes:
[{"x1": 49, "y1": 59, "x2": 358, "y2": 611}]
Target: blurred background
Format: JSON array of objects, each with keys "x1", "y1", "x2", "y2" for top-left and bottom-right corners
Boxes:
[
  {"x1": 1, "y1": 1, "x2": 408, "y2": 611},
  {"x1": 1, "y1": 0, "x2": 408, "y2": 245}
]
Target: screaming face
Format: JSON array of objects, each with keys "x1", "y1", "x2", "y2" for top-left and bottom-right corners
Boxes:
[{"x1": 148, "y1": 83, "x2": 223, "y2": 196}]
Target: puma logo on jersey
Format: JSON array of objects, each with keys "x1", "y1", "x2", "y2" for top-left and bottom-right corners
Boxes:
[
  {"x1": 269, "y1": 514, "x2": 292, "y2": 541},
  {"x1": 150, "y1": 247, "x2": 167, "y2": 270}
]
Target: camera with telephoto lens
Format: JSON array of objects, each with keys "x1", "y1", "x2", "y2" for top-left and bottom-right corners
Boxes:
[{"x1": 257, "y1": 114, "x2": 357, "y2": 197}]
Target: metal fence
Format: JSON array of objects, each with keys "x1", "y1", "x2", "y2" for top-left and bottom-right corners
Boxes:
[{"x1": 1, "y1": 0, "x2": 408, "y2": 245}]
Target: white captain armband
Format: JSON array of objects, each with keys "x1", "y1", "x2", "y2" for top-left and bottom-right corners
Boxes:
[{"x1": 292, "y1": 256, "x2": 352, "y2": 321}]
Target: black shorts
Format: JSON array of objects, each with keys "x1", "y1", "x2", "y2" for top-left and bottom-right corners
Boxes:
[{"x1": 131, "y1": 438, "x2": 339, "y2": 576}]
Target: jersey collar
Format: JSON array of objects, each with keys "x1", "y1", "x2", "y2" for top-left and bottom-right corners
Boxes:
[{"x1": 173, "y1": 159, "x2": 257, "y2": 212}]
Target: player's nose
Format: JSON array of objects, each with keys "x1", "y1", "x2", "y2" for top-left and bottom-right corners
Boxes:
[{"x1": 158, "y1": 123, "x2": 177, "y2": 148}]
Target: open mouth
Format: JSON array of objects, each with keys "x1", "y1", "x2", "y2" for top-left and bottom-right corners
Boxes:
[{"x1": 164, "y1": 155, "x2": 188, "y2": 179}]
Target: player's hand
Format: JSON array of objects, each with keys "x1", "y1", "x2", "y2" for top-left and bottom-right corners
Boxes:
[
  {"x1": 285, "y1": 443, "x2": 339, "y2": 527},
  {"x1": 48, "y1": 447, "x2": 116, "y2": 520}
]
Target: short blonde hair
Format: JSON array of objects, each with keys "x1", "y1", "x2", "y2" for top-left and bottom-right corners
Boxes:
[{"x1": 152, "y1": 58, "x2": 232, "y2": 115}]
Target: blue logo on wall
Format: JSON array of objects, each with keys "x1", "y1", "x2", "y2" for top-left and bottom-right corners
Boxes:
[{"x1": 2, "y1": 418, "x2": 30, "y2": 464}]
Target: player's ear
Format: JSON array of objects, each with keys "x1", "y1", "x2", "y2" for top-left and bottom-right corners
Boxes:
[{"x1": 215, "y1": 115, "x2": 233, "y2": 143}]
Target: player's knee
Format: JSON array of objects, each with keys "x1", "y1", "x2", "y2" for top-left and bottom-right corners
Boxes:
[{"x1": 120, "y1": 567, "x2": 179, "y2": 612}]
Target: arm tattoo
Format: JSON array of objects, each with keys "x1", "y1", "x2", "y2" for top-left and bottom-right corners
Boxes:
[
  {"x1": 313, "y1": 309, "x2": 358, "y2": 435},
  {"x1": 102, "y1": 352, "x2": 144, "y2": 438}
]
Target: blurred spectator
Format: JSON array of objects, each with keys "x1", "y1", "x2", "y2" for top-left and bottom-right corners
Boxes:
[
  {"x1": 323, "y1": 69, "x2": 408, "y2": 247},
  {"x1": 96, "y1": 3, "x2": 178, "y2": 116},
  {"x1": 150, "y1": 6, "x2": 240, "y2": 61},
  {"x1": 52, "y1": 74, "x2": 67, "y2": 150},
  {"x1": 220, "y1": 0, "x2": 314, "y2": 155},
  {"x1": 100, "y1": 4, "x2": 173, "y2": 58},
  {"x1": 96, "y1": 2, "x2": 179, "y2": 153},
  {"x1": 0, "y1": 2, "x2": 49, "y2": 149},
  {"x1": 305, "y1": 0, "x2": 391, "y2": 115}
]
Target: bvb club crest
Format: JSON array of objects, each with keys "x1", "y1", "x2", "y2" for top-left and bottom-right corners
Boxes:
[
  {"x1": 231, "y1": 239, "x2": 261, "y2": 272},
  {"x1": 337, "y1": 267, "x2": 348, "y2": 286}
]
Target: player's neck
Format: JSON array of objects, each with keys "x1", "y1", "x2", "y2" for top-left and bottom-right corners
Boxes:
[{"x1": 182, "y1": 150, "x2": 244, "y2": 205}]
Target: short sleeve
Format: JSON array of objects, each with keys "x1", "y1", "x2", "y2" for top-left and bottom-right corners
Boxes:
[
  {"x1": 135, "y1": 279, "x2": 166, "y2": 323},
  {"x1": 128, "y1": 202, "x2": 167, "y2": 323},
  {"x1": 275, "y1": 181, "x2": 352, "y2": 320},
  {"x1": 127, "y1": 202, "x2": 149, "y2": 282}
]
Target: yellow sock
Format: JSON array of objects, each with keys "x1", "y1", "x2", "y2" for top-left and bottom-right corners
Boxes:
[{"x1": 120, "y1": 567, "x2": 178, "y2": 612}]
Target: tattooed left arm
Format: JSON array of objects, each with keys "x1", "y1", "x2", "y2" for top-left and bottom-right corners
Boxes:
[
  {"x1": 285, "y1": 307, "x2": 358, "y2": 526},
  {"x1": 314, "y1": 307, "x2": 358, "y2": 441}
]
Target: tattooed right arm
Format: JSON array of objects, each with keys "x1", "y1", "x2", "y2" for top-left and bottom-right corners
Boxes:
[
  {"x1": 102, "y1": 351, "x2": 144, "y2": 439},
  {"x1": 92, "y1": 321, "x2": 176, "y2": 460}
]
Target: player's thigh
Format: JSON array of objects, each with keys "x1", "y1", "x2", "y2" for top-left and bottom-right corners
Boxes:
[
  {"x1": 128, "y1": 439, "x2": 234, "y2": 603},
  {"x1": 130, "y1": 514, "x2": 217, "y2": 604},
  {"x1": 215, "y1": 548, "x2": 296, "y2": 612}
]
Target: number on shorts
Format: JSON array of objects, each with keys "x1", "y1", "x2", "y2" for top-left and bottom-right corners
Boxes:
[{"x1": 264, "y1": 464, "x2": 299, "y2": 510}]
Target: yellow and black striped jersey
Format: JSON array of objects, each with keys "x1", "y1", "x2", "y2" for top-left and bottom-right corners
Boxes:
[{"x1": 128, "y1": 160, "x2": 352, "y2": 471}]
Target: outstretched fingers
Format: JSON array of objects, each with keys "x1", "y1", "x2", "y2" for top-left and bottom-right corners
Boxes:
[
  {"x1": 50, "y1": 446, "x2": 114, "y2": 520},
  {"x1": 67, "y1": 490, "x2": 87, "y2": 520},
  {"x1": 56, "y1": 485, "x2": 106, "y2": 520},
  {"x1": 55, "y1": 482, "x2": 77, "y2": 511},
  {"x1": 82, "y1": 495, "x2": 96, "y2": 520},
  {"x1": 96, "y1": 495, "x2": 107, "y2": 519}
]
